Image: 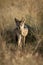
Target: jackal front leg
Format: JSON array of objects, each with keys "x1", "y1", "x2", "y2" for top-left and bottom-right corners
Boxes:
[{"x1": 18, "y1": 35, "x2": 22, "y2": 48}]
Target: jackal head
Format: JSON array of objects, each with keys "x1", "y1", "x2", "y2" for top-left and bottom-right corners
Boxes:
[{"x1": 15, "y1": 17, "x2": 25, "y2": 30}]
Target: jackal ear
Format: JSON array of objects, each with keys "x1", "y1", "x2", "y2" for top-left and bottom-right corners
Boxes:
[
  {"x1": 15, "y1": 18, "x2": 18, "y2": 24},
  {"x1": 21, "y1": 17, "x2": 26, "y2": 23},
  {"x1": 15, "y1": 18, "x2": 18, "y2": 23},
  {"x1": 15, "y1": 18, "x2": 22, "y2": 24}
]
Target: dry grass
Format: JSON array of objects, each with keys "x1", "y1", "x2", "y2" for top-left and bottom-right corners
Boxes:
[{"x1": 0, "y1": 0, "x2": 43, "y2": 65}]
